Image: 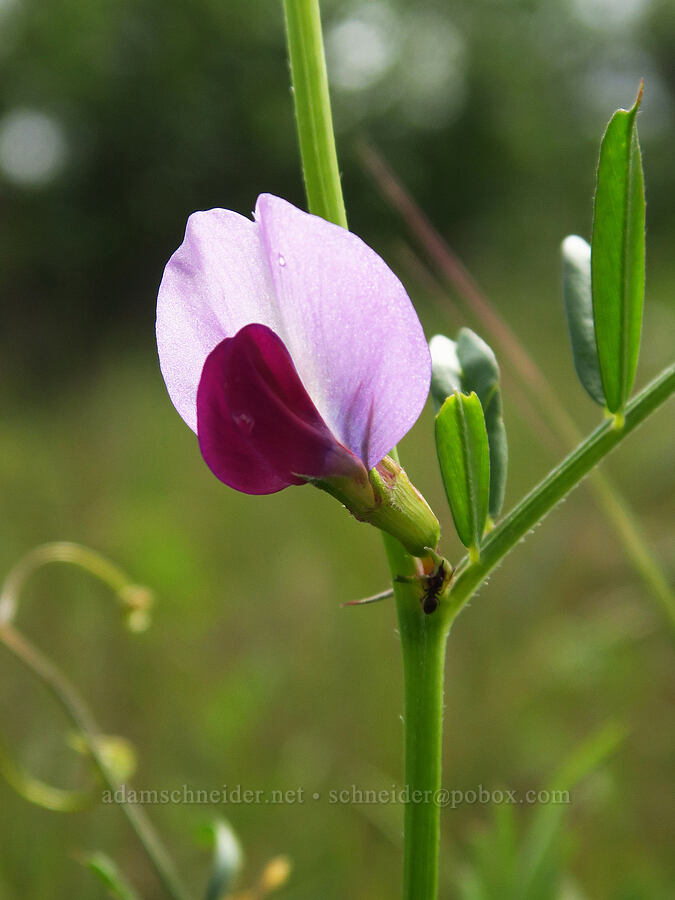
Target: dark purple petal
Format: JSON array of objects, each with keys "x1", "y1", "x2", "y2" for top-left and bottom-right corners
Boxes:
[{"x1": 197, "y1": 324, "x2": 367, "y2": 494}]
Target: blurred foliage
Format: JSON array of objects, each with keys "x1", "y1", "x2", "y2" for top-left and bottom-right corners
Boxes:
[
  {"x1": 453, "y1": 721, "x2": 626, "y2": 899},
  {"x1": 0, "y1": 0, "x2": 673, "y2": 897},
  {"x1": 0, "y1": 0, "x2": 674, "y2": 389},
  {"x1": 81, "y1": 852, "x2": 141, "y2": 900},
  {"x1": 0, "y1": 344, "x2": 672, "y2": 897}
]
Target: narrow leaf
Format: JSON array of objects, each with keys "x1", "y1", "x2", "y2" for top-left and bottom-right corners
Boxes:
[
  {"x1": 591, "y1": 84, "x2": 646, "y2": 415},
  {"x1": 204, "y1": 819, "x2": 243, "y2": 900},
  {"x1": 456, "y1": 329, "x2": 508, "y2": 520},
  {"x1": 429, "y1": 333, "x2": 462, "y2": 412},
  {"x1": 561, "y1": 235, "x2": 605, "y2": 405},
  {"x1": 81, "y1": 853, "x2": 140, "y2": 900},
  {"x1": 435, "y1": 391, "x2": 490, "y2": 556},
  {"x1": 430, "y1": 330, "x2": 508, "y2": 519},
  {"x1": 455, "y1": 329, "x2": 500, "y2": 400}
]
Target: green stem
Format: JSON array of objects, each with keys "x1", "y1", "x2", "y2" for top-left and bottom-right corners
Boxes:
[
  {"x1": 446, "y1": 363, "x2": 675, "y2": 621},
  {"x1": 389, "y1": 548, "x2": 448, "y2": 900},
  {"x1": 0, "y1": 622, "x2": 192, "y2": 900},
  {"x1": 282, "y1": 0, "x2": 347, "y2": 228},
  {"x1": 282, "y1": 4, "x2": 444, "y2": 896},
  {"x1": 382, "y1": 451, "x2": 446, "y2": 900}
]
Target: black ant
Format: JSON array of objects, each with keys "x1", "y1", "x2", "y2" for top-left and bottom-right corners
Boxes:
[
  {"x1": 420, "y1": 559, "x2": 451, "y2": 614},
  {"x1": 395, "y1": 552, "x2": 453, "y2": 615}
]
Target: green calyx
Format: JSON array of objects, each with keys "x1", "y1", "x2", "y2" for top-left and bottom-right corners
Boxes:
[{"x1": 315, "y1": 456, "x2": 440, "y2": 558}]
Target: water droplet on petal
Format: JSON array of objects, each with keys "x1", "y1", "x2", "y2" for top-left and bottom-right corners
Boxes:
[
  {"x1": 233, "y1": 412, "x2": 255, "y2": 434},
  {"x1": 278, "y1": 253, "x2": 286, "y2": 267}
]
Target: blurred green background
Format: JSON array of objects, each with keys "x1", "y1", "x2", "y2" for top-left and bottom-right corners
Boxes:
[{"x1": 0, "y1": 0, "x2": 673, "y2": 897}]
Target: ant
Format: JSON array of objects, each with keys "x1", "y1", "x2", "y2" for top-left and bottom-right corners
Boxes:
[{"x1": 395, "y1": 550, "x2": 453, "y2": 615}]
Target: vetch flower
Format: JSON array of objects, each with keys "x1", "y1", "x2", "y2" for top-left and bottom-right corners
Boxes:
[{"x1": 157, "y1": 194, "x2": 439, "y2": 555}]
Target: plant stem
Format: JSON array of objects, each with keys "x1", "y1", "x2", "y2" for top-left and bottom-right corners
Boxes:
[
  {"x1": 382, "y1": 451, "x2": 446, "y2": 899},
  {"x1": 446, "y1": 363, "x2": 675, "y2": 621},
  {"x1": 0, "y1": 621, "x2": 192, "y2": 900},
  {"x1": 391, "y1": 560, "x2": 449, "y2": 900},
  {"x1": 282, "y1": 4, "x2": 445, "y2": 896},
  {"x1": 282, "y1": 0, "x2": 347, "y2": 229}
]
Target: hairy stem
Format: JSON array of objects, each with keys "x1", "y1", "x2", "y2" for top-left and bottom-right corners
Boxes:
[
  {"x1": 384, "y1": 531, "x2": 448, "y2": 899},
  {"x1": 446, "y1": 364, "x2": 675, "y2": 621}
]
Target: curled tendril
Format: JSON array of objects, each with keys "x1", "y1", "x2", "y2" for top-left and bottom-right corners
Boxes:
[
  {"x1": 0, "y1": 543, "x2": 146, "y2": 812},
  {"x1": 0, "y1": 541, "x2": 154, "y2": 631},
  {"x1": 0, "y1": 731, "x2": 137, "y2": 813},
  {"x1": 0, "y1": 543, "x2": 188, "y2": 900},
  {"x1": 0, "y1": 732, "x2": 93, "y2": 812}
]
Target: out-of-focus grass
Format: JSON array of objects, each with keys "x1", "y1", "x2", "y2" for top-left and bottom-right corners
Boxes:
[{"x1": 0, "y1": 275, "x2": 673, "y2": 898}]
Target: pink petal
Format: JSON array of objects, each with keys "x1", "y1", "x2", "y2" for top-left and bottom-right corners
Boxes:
[
  {"x1": 255, "y1": 194, "x2": 430, "y2": 469},
  {"x1": 157, "y1": 195, "x2": 430, "y2": 471},
  {"x1": 157, "y1": 208, "x2": 280, "y2": 432}
]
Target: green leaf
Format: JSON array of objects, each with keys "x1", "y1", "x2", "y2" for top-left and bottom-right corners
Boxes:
[
  {"x1": 456, "y1": 330, "x2": 508, "y2": 521},
  {"x1": 591, "y1": 84, "x2": 646, "y2": 416},
  {"x1": 561, "y1": 235, "x2": 605, "y2": 405},
  {"x1": 429, "y1": 334, "x2": 463, "y2": 411},
  {"x1": 435, "y1": 391, "x2": 490, "y2": 557},
  {"x1": 203, "y1": 818, "x2": 243, "y2": 900},
  {"x1": 430, "y1": 330, "x2": 508, "y2": 519},
  {"x1": 81, "y1": 853, "x2": 140, "y2": 900}
]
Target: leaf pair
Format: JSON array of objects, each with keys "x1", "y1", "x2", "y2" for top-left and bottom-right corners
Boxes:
[
  {"x1": 431, "y1": 329, "x2": 507, "y2": 558},
  {"x1": 562, "y1": 85, "x2": 645, "y2": 419}
]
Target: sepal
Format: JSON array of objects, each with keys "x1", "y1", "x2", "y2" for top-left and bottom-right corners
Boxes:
[{"x1": 315, "y1": 456, "x2": 440, "y2": 558}]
